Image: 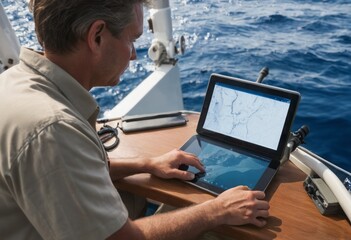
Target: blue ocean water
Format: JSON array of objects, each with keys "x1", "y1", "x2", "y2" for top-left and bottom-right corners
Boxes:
[{"x1": 2, "y1": 0, "x2": 351, "y2": 177}]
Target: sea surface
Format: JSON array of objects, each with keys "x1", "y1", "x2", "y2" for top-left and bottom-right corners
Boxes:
[{"x1": 2, "y1": 0, "x2": 351, "y2": 180}]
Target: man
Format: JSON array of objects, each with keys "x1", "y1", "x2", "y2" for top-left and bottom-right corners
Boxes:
[{"x1": 0, "y1": 0, "x2": 270, "y2": 239}]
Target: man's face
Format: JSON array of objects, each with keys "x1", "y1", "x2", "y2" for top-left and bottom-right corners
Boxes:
[{"x1": 96, "y1": 3, "x2": 144, "y2": 87}]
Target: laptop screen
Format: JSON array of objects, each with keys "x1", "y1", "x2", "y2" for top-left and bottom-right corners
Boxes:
[
  {"x1": 197, "y1": 74, "x2": 301, "y2": 160},
  {"x1": 203, "y1": 82, "x2": 291, "y2": 150}
]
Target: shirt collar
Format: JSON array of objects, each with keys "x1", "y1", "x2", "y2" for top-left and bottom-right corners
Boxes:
[{"x1": 19, "y1": 47, "x2": 99, "y2": 125}]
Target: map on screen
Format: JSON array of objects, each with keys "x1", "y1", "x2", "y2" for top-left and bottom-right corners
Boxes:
[
  {"x1": 203, "y1": 83, "x2": 291, "y2": 150},
  {"x1": 185, "y1": 139, "x2": 269, "y2": 190}
]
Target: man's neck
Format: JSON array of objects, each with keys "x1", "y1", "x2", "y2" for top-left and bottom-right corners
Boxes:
[{"x1": 44, "y1": 47, "x2": 93, "y2": 90}]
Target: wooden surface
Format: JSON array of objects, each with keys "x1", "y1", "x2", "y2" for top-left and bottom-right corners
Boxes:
[{"x1": 103, "y1": 114, "x2": 350, "y2": 239}]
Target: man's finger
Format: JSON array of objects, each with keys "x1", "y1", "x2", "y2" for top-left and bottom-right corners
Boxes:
[
  {"x1": 170, "y1": 169, "x2": 195, "y2": 181},
  {"x1": 179, "y1": 154, "x2": 205, "y2": 172}
]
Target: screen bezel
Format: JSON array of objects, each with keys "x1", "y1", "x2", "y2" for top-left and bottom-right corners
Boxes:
[
  {"x1": 179, "y1": 135, "x2": 279, "y2": 195},
  {"x1": 196, "y1": 73, "x2": 301, "y2": 161}
]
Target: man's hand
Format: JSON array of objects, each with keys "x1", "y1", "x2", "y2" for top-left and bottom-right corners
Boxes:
[
  {"x1": 147, "y1": 149, "x2": 205, "y2": 181},
  {"x1": 211, "y1": 185, "x2": 270, "y2": 227}
]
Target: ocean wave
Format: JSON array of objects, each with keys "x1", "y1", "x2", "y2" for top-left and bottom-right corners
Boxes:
[
  {"x1": 301, "y1": 21, "x2": 341, "y2": 34},
  {"x1": 333, "y1": 35, "x2": 351, "y2": 44},
  {"x1": 255, "y1": 14, "x2": 296, "y2": 25}
]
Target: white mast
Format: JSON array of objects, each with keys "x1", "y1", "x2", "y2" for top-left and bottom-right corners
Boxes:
[{"x1": 148, "y1": 0, "x2": 185, "y2": 65}]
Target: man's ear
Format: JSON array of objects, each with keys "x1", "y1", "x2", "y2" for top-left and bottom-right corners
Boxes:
[{"x1": 87, "y1": 20, "x2": 106, "y2": 52}]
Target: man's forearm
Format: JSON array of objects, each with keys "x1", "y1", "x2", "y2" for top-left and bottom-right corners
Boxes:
[
  {"x1": 108, "y1": 149, "x2": 205, "y2": 181},
  {"x1": 109, "y1": 157, "x2": 152, "y2": 181},
  {"x1": 134, "y1": 200, "x2": 223, "y2": 240},
  {"x1": 107, "y1": 186, "x2": 269, "y2": 239}
]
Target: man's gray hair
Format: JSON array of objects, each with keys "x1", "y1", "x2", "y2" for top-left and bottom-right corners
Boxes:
[{"x1": 29, "y1": 0, "x2": 149, "y2": 53}]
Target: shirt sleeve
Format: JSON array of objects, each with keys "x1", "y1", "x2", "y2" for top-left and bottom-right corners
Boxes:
[{"x1": 9, "y1": 119, "x2": 128, "y2": 240}]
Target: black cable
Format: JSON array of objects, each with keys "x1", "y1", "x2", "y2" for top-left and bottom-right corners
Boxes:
[{"x1": 97, "y1": 123, "x2": 119, "y2": 152}]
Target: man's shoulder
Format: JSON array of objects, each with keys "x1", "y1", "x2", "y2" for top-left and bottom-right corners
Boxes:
[
  {"x1": 1, "y1": 62, "x2": 84, "y2": 124},
  {"x1": 0, "y1": 71, "x2": 93, "y2": 163}
]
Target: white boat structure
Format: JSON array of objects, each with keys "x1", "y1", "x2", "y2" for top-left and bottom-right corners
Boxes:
[{"x1": 1, "y1": 0, "x2": 350, "y2": 238}]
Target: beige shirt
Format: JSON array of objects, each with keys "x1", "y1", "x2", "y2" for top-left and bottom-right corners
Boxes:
[{"x1": 0, "y1": 47, "x2": 128, "y2": 240}]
